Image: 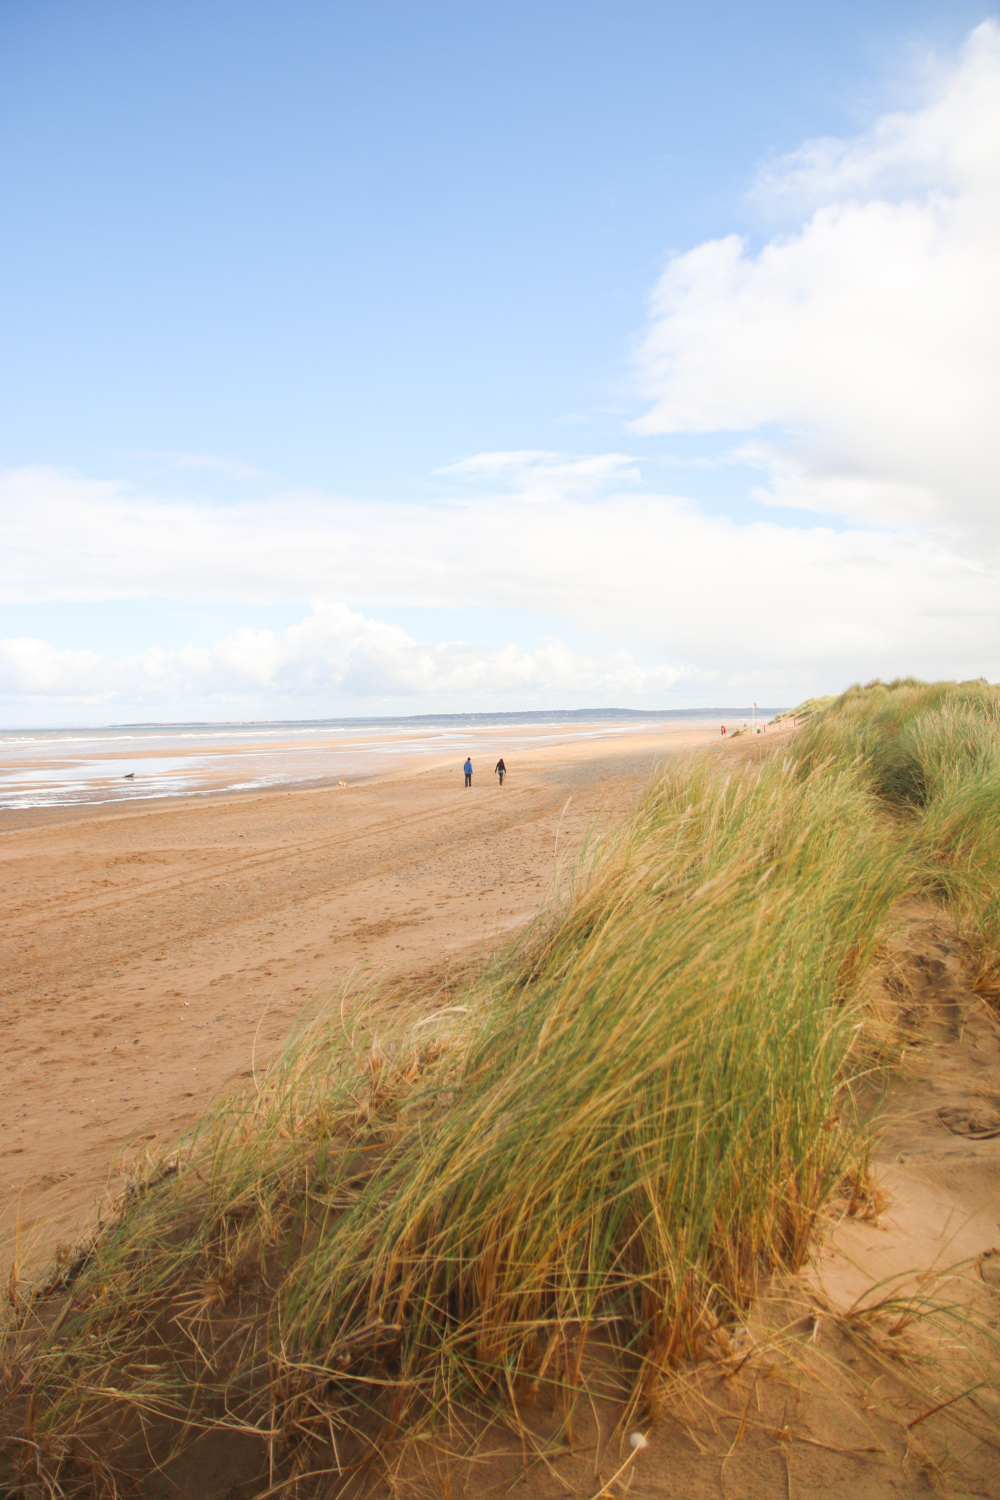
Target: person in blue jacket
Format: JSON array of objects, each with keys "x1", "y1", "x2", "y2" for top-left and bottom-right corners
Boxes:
[{"x1": 463, "y1": 756, "x2": 473, "y2": 787}]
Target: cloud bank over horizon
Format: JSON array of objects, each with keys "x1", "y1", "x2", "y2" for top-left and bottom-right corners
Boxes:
[
  {"x1": 3, "y1": 21, "x2": 998, "y2": 723},
  {"x1": 0, "y1": 601, "x2": 689, "y2": 721}
]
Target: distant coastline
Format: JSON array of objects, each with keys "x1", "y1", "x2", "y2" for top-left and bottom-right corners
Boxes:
[{"x1": 3, "y1": 706, "x2": 785, "y2": 736}]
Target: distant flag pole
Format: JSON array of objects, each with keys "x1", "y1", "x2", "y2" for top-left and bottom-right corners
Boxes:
[{"x1": 753, "y1": 701, "x2": 757, "y2": 728}]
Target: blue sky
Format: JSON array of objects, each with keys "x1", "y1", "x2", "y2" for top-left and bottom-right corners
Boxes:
[{"x1": 1, "y1": 2, "x2": 998, "y2": 721}]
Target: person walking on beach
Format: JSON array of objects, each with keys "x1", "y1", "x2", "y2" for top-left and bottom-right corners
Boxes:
[
  {"x1": 494, "y1": 757, "x2": 506, "y2": 786},
  {"x1": 464, "y1": 756, "x2": 473, "y2": 788}
]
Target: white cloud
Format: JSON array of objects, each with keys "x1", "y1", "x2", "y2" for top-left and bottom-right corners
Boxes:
[
  {"x1": 435, "y1": 451, "x2": 642, "y2": 501},
  {"x1": 753, "y1": 26, "x2": 1000, "y2": 207},
  {"x1": 0, "y1": 603, "x2": 687, "y2": 715},
  {"x1": 3, "y1": 24, "x2": 999, "y2": 717},
  {"x1": 1, "y1": 458, "x2": 996, "y2": 714},
  {"x1": 632, "y1": 20, "x2": 1000, "y2": 535}
]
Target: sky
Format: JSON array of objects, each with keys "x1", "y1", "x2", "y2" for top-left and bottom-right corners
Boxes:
[{"x1": 1, "y1": 1, "x2": 998, "y2": 723}]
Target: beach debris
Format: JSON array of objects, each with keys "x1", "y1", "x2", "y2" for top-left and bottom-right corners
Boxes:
[
  {"x1": 123, "y1": 772, "x2": 135, "y2": 779},
  {"x1": 628, "y1": 1433, "x2": 648, "y2": 1451},
  {"x1": 339, "y1": 779, "x2": 348, "y2": 787}
]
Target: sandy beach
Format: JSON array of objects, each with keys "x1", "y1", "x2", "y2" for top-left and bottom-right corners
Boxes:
[
  {"x1": 5, "y1": 707, "x2": 1000, "y2": 1499},
  {"x1": 1, "y1": 719, "x2": 733, "y2": 1261}
]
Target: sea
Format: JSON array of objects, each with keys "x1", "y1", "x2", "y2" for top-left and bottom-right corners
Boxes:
[{"x1": 0, "y1": 708, "x2": 778, "y2": 811}]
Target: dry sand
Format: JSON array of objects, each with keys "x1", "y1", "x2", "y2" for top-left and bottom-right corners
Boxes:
[
  {"x1": 1, "y1": 721, "x2": 726, "y2": 1260},
  {"x1": 6, "y1": 714, "x2": 998, "y2": 1497},
  {"x1": 812, "y1": 904, "x2": 1000, "y2": 1314}
]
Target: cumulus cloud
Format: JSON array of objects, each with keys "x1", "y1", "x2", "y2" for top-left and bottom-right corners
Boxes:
[
  {"x1": 2, "y1": 458, "x2": 996, "y2": 713},
  {"x1": 632, "y1": 20, "x2": 1000, "y2": 535},
  {"x1": 0, "y1": 603, "x2": 687, "y2": 715},
  {"x1": 3, "y1": 24, "x2": 999, "y2": 717}
]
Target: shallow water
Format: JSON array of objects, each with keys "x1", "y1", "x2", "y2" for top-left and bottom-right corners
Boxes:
[{"x1": 0, "y1": 712, "x2": 741, "y2": 810}]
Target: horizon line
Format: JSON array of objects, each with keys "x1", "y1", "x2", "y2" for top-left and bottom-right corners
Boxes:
[{"x1": 1, "y1": 705, "x2": 788, "y2": 734}]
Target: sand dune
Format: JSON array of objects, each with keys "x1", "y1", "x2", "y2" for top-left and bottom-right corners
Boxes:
[{"x1": 3, "y1": 714, "x2": 999, "y2": 1497}]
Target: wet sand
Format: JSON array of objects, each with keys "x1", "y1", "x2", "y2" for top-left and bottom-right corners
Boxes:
[
  {"x1": 0, "y1": 716, "x2": 719, "y2": 812},
  {"x1": 1, "y1": 721, "x2": 727, "y2": 1262}
]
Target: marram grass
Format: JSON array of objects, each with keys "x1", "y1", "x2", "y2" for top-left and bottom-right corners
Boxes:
[
  {"x1": 0, "y1": 707, "x2": 969, "y2": 1494},
  {"x1": 797, "y1": 677, "x2": 1000, "y2": 990}
]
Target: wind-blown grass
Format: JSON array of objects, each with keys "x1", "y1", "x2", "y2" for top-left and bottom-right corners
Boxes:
[
  {"x1": 2, "y1": 742, "x2": 912, "y2": 1495},
  {"x1": 796, "y1": 678, "x2": 1000, "y2": 991}
]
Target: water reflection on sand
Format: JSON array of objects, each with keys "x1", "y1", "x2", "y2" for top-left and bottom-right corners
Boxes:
[{"x1": 0, "y1": 715, "x2": 720, "y2": 810}]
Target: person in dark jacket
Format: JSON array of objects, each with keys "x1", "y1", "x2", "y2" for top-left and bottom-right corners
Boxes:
[
  {"x1": 494, "y1": 757, "x2": 506, "y2": 785},
  {"x1": 463, "y1": 757, "x2": 473, "y2": 787}
]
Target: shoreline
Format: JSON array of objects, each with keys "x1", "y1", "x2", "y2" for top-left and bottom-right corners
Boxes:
[
  {"x1": 0, "y1": 715, "x2": 747, "y2": 820},
  {"x1": 1, "y1": 705, "x2": 781, "y2": 734}
]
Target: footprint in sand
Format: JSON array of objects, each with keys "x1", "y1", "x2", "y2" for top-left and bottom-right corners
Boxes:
[{"x1": 936, "y1": 1102, "x2": 1000, "y2": 1139}]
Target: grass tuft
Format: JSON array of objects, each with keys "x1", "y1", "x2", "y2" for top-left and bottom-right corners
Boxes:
[{"x1": 797, "y1": 679, "x2": 1000, "y2": 991}]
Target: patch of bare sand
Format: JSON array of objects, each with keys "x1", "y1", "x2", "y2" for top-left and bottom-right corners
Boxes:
[
  {"x1": 814, "y1": 904, "x2": 1000, "y2": 1307},
  {"x1": 0, "y1": 724, "x2": 727, "y2": 1265}
]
